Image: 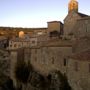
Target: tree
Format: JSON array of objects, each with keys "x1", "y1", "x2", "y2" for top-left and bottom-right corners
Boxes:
[
  {"x1": 30, "y1": 71, "x2": 46, "y2": 90},
  {"x1": 14, "y1": 60, "x2": 32, "y2": 90},
  {"x1": 0, "y1": 56, "x2": 10, "y2": 85},
  {"x1": 1, "y1": 77, "x2": 15, "y2": 90},
  {"x1": 47, "y1": 70, "x2": 72, "y2": 90}
]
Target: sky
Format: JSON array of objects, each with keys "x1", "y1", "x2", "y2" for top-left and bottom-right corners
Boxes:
[{"x1": 0, "y1": 0, "x2": 90, "y2": 28}]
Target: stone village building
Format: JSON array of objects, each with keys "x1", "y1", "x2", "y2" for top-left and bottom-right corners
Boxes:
[
  {"x1": 8, "y1": 33, "x2": 37, "y2": 50},
  {"x1": 0, "y1": 0, "x2": 90, "y2": 90},
  {"x1": 67, "y1": 49, "x2": 90, "y2": 90}
]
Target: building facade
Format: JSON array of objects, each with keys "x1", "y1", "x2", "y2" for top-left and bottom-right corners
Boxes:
[
  {"x1": 3, "y1": 0, "x2": 90, "y2": 90},
  {"x1": 67, "y1": 49, "x2": 90, "y2": 90}
]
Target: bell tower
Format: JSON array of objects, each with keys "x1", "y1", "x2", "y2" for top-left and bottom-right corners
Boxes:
[{"x1": 68, "y1": 0, "x2": 78, "y2": 13}]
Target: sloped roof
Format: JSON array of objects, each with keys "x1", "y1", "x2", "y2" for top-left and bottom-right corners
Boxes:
[
  {"x1": 70, "y1": 49, "x2": 90, "y2": 61},
  {"x1": 64, "y1": 12, "x2": 89, "y2": 21},
  {"x1": 78, "y1": 12, "x2": 89, "y2": 17}
]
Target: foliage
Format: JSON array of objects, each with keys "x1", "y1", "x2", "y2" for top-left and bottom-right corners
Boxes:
[
  {"x1": 14, "y1": 59, "x2": 71, "y2": 90},
  {"x1": 47, "y1": 70, "x2": 72, "y2": 90},
  {"x1": 30, "y1": 72, "x2": 46, "y2": 89},
  {"x1": 1, "y1": 78, "x2": 15, "y2": 90},
  {"x1": 14, "y1": 60, "x2": 32, "y2": 84},
  {"x1": 0, "y1": 58, "x2": 10, "y2": 85}
]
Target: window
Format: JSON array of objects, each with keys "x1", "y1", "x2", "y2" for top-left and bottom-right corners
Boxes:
[
  {"x1": 73, "y1": 3, "x2": 76, "y2": 7},
  {"x1": 10, "y1": 45, "x2": 12, "y2": 47},
  {"x1": 32, "y1": 40, "x2": 35, "y2": 44},
  {"x1": 74, "y1": 62, "x2": 78, "y2": 71},
  {"x1": 64, "y1": 58, "x2": 67, "y2": 66},
  {"x1": 14, "y1": 44, "x2": 17, "y2": 47}
]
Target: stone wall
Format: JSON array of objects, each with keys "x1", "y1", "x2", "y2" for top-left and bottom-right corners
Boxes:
[
  {"x1": 72, "y1": 38, "x2": 90, "y2": 53},
  {"x1": 64, "y1": 11, "x2": 82, "y2": 36},
  {"x1": 0, "y1": 50, "x2": 10, "y2": 84},
  {"x1": 73, "y1": 17, "x2": 90, "y2": 38},
  {"x1": 10, "y1": 50, "x2": 18, "y2": 87},
  {"x1": 30, "y1": 45, "x2": 72, "y2": 76},
  {"x1": 0, "y1": 27, "x2": 47, "y2": 39},
  {"x1": 47, "y1": 21, "x2": 63, "y2": 33},
  {"x1": 67, "y1": 59, "x2": 90, "y2": 90}
]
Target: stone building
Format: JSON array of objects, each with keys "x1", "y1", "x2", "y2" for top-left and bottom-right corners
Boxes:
[
  {"x1": 0, "y1": 36, "x2": 9, "y2": 48},
  {"x1": 30, "y1": 39, "x2": 72, "y2": 76},
  {"x1": 0, "y1": 21, "x2": 63, "y2": 39},
  {"x1": 73, "y1": 17, "x2": 90, "y2": 38},
  {"x1": 47, "y1": 21, "x2": 63, "y2": 34},
  {"x1": 0, "y1": 49, "x2": 10, "y2": 84},
  {"x1": 10, "y1": 48, "x2": 31, "y2": 87},
  {"x1": 67, "y1": 49, "x2": 90, "y2": 90},
  {"x1": 64, "y1": 0, "x2": 88, "y2": 36},
  {"x1": 4, "y1": 0, "x2": 90, "y2": 90},
  {"x1": 8, "y1": 35, "x2": 37, "y2": 50}
]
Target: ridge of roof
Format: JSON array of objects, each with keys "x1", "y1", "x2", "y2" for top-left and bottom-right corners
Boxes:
[{"x1": 78, "y1": 12, "x2": 89, "y2": 17}]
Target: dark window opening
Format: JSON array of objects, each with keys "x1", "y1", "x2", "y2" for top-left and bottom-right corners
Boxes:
[
  {"x1": 64, "y1": 58, "x2": 67, "y2": 66},
  {"x1": 49, "y1": 30, "x2": 60, "y2": 38},
  {"x1": 14, "y1": 44, "x2": 17, "y2": 47},
  {"x1": 10, "y1": 45, "x2": 12, "y2": 47},
  {"x1": 47, "y1": 74, "x2": 51, "y2": 81},
  {"x1": 32, "y1": 40, "x2": 35, "y2": 44},
  {"x1": 74, "y1": 62, "x2": 78, "y2": 71}
]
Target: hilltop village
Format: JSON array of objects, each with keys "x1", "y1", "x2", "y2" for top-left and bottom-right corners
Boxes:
[{"x1": 0, "y1": 0, "x2": 90, "y2": 90}]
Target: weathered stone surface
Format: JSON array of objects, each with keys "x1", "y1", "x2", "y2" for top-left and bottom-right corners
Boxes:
[{"x1": 0, "y1": 50, "x2": 10, "y2": 85}]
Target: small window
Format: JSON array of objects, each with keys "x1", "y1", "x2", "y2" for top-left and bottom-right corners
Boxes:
[
  {"x1": 74, "y1": 62, "x2": 78, "y2": 71},
  {"x1": 14, "y1": 44, "x2": 17, "y2": 47},
  {"x1": 73, "y1": 3, "x2": 76, "y2": 7},
  {"x1": 32, "y1": 40, "x2": 35, "y2": 44},
  {"x1": 64, "y1": 58, "x2": 67, "y2": 66},
  {"x1": 10, "y1": 45, "x2": 12, "y2": 47}
]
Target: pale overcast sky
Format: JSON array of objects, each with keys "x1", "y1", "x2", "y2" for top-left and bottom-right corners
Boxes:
[{"x1": 0, "y1": 0, "x2": 90, "y2": 28}]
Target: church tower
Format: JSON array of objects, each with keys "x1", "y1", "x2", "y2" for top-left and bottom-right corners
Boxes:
[{"x1": 68, "y1": 0, "x2": 78, "y2": 13}]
